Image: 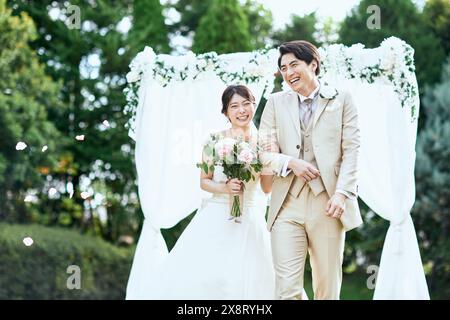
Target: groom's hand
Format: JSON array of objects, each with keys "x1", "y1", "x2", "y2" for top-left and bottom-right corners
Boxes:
[
  {"x1": 288, "y1": 158, "x2": 320, "y2": 182},
  {"x1": 326, "y1": 193, "x2": 346, "y2": 219}
]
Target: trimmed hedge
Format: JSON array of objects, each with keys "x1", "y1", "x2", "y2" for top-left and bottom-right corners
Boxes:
[{"x1": 0, "y1": 223, "x2": 134, "y2": 299}]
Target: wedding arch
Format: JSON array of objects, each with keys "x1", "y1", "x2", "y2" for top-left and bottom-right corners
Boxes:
[{"x1": 124, "y1": 37, "x2": 429, "y2": 300}]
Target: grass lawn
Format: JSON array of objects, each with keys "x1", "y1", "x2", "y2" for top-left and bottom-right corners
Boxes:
[
  {"x1": 165, "y1": 213, "x2": 376, "y2": 300},
  {"x1": 303, "y1": 271, "x2": 374, "y2": 300}
]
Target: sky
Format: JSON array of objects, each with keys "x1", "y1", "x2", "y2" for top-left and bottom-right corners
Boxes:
[
  {"x1": 257, "y1": 0, "x2": 426, "y2": 29},
  {"x1": 62, "y1": 0, "x2": 428, "y2": 67},
  {"x1": 258, "y1": 0, "x2": 361, "y2": 29},
  {"x1": 164, "y1": 0, "x2": 426, "y2": 53}
]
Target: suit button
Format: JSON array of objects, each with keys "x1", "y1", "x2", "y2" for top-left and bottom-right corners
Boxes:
[
  {"x1": 305, "y1": 134, "x2": 310, "y2": 137},
  {"x1": 296, "y1": 145, "x2": 300, "y2": 149},
  {"x1": 305, "y1": 148, "x2": 309, "y2": 152}
]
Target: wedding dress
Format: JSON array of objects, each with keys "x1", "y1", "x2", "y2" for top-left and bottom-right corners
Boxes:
[{"x1": 142, "y1": 166, "x2": 276, "y2": 299}]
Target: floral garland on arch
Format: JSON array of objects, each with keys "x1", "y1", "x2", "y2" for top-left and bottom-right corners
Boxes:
[
  {"x1": 123, "y1": 46, "x2": 278, "y2": 137},
  {"x1": 318, "y1": 36, "x2": 419, "y2": 119},
  {"x1": 124, "y1": 36, "x2": 419, "y2": 137}
]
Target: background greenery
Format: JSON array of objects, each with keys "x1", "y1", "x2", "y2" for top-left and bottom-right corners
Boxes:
[
  {"x1": 0, "y1": 222, "x2": 133, "y2": 299},
  {"x1": 0, "y1": 0, "x2": 448, "y2": 299}
]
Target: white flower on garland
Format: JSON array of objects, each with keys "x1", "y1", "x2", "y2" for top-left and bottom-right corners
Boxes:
[
  {"x1": 380, "y1": 46, "x2": 397, "y2": 74},
  {"x1": 247, "y1": 65, "x2": 266, "y2": 77},
  {"x1": 319, "y1": 84, "x2": 338, "y2": 100},
  {"x1": 197, "y1": 59, "x2": 207, "y2": 69},
  {"x1": 155, "y1": 73, "x2": 168, "y2": 87},
  {"x1": 126, "y1": 70, "x2": 140, "y2": 83},
  {"x1": 127, "y1": 46, "x2": 156, "y2": 84}
]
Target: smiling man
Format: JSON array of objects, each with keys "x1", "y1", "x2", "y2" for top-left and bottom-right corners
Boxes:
[{"x1": 258, "y1": 40, "x2": 363, "y2": 300}]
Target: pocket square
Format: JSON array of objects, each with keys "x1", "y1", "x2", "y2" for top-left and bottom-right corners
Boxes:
[{"x1": 325, "y1": 101, "x2": 342, "y2": 112}]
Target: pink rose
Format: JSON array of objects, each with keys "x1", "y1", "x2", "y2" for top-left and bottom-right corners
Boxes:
[
  {"x1": 238, "y1": 149, "x2": 254, "y2": 165},
  {"x1": 217, "y1": 145, "x2": 233, "y2": 160}
]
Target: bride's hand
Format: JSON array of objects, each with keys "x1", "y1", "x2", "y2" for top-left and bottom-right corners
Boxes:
[{"x1": 224, "y1": 178, "x2": 242, "y2": 194}]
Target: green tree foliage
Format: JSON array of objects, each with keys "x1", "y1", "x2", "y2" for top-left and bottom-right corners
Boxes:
[
  {"x1": 166, "y1": 0, "x2": 210, "y2": 37},
  {"x1": 0, "y1": 0, "x2": 64, "y2": 222},
  {"x1": 8, "y1": 0, "x2": 144, "y2": 242},
  {"x1": 272, "y1": 13, "x2": 320, "y2": 47},
  {"x1": 241, "y1": 0, "x2": 273, "y2": 49},
  {"x1": 192, "y1": 0, "x2": 252, "y2": 54},
  {"x1": 128, "y1": 0, "x2": 170, "y2": 56},
  {"x1": 315, "y1": 17, "x2": 339, "y2": 46},
  {"x1": 339, "y1": 0, "x2": 446, "y2": 91},
  {"x1": 423, "y1": 0, "x2": 450, "y2": 55},
  {"x1": 413, "y1": 57, "x2": 450, "y2": 299},
  {"x1": 168, "y1": 0, "x2": 273, "y2": 50}
]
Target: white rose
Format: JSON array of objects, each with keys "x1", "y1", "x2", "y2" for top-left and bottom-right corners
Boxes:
[
  {"x1": 126, "y1": 71, "x2": 140, "y2": 83},
  {"x1": 380, "y1": 50, "x2": 397, "y2": 73},
  {"x1": 198, "y1": 59, "x2": 207, "y2": 69},
  {"x1": 320, "y1": 85, "x2": 338, "y2": 99},
  {"x1": 221, "y1": 137, "x2": 237, "y2": 148},
  {"x1": 155, "y1": 74, "x2": 167, "y2": 86}
]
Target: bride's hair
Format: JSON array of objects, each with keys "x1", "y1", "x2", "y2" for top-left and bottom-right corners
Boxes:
[{"x1": 221, "y1": 85, "x2": 256, "y2": 115}]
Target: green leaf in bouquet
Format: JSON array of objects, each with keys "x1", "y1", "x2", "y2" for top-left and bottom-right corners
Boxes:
[{"x1": 203, "y1": 163, "x2": 209, "y2": 174}]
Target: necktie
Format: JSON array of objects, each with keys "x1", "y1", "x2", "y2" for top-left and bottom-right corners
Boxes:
[{"x1": 302, "y1": 98, "x2": 313, "y2": 127}]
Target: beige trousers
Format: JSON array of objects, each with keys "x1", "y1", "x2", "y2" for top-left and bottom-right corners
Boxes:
[{"x1": 271, "y1": 185, "x2": 345, "y2": 300}]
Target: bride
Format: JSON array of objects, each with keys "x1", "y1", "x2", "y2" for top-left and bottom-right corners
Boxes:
[{"x1": 141, "y1": 85, "x2": 276, "y2": 299}]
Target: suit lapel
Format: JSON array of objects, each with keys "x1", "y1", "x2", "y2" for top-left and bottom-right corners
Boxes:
[
  {"x1": 285, "y1": 91, "x2": 301, "y2": 138},
  {"x1": 313, "y1": 96, "x2": 331, "y2": 128}
]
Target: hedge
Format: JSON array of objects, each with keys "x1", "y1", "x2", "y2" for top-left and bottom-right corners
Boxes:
[{"x1": 0, "y1": 223, "x2": 134, "y2": 299}]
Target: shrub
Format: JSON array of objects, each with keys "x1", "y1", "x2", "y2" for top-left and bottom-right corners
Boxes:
[{"x1": 0, "y1": 223, "x2": 133, "y2": 299}]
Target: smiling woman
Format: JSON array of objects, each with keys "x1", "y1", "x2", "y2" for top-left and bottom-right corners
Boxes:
[
  {"x1": 221, "y1": 84, "x2": 256, "y2": 126},
  {"x1": 126, "y1": 83, "x2": 277, "y2": 299}
]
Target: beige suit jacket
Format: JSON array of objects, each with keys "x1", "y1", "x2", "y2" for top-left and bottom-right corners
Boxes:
[{"x1": 259, "y1": 86, "x2": 363, "y2": 232}]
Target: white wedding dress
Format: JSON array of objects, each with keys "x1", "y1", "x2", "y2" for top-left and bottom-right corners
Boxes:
[{"x1": 142, "y1": 166, "x2": 276, "y2": 300}]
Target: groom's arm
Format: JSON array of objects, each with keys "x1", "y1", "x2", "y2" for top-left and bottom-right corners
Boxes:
[
  {"x1": 258, "y1": 95, "x2": 291, "y2": 176},
  {"x1": 336, "y1": 91, "x2": 360, "y2": 196}
]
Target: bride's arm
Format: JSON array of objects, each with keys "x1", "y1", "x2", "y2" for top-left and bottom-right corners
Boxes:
[
  {"x1": 199, "y1": 146, "x2": 242, "y2": 194},
  {"x1": 200, "y1": 171, "x2": 242, "y2": 195},
  {"x1": 200, "y1": 169, "x2": 226, "y2": 194}
]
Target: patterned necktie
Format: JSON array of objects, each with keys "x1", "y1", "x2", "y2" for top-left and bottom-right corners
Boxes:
[{"x1": 302, "y1": 98, "x2": 313, "y2": 127}]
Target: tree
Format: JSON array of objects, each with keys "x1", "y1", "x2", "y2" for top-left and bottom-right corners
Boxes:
[
  {"x1": 413, "y1": 57, "x2": 450, "y2": 299},
  {"x1": 315, "y1": 16, "x2": 339, "y2": 46},
  {"x1": 166, "y1": 0, "x2": 209, "y2": 37},
  {"x1": 192, "y1": 0, "x2": 252, "y2": 54},
  {"x1": 8, "y1": 0, "x2": 143, "y2": 243},
  {"x1": 128, "y1": 0, "x2": 170, "y2": 56},
  {"x1": 241, "y1": 0, "x2": 273, "y2": 49},
  {"x1": 423, "y1": 0, "x2": 450, "y2": 55},
  {"x1": 168, "y1": 0, "x2": 273, "y2": 51},
  {"x1": 272, "y1": 13, "x2": 320, "y2": 47},
  {"x1": 0, "y1": 0, "x2": 64, "y2": 222},
  {"x1": 339, "y1": 0, "x2": 446, "y2": 91}
]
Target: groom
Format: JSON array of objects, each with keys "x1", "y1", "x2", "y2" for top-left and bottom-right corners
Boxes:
[{"x1": 259, "y1": 40, "x2": 363, "y2": 300}]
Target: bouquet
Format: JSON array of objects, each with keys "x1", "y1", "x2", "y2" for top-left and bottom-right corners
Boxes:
[{"x1": 197, "y1": 133, "x2": 262, "y2": 222}]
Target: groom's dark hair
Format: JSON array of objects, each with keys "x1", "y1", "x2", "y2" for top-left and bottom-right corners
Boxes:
[{"x1": 277, "y1": 40, "x2": 321, "y2": 76}]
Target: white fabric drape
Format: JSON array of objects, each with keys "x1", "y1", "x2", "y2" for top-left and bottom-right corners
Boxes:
[
  {"x1": 340, "y1": 80, "x2": 429, "y2": 299},
  {"x1": 126, "y1": 40, "x2": 429, "y2": 300},
  {"x1": 126, "y1": 68, "x2": 269, "y2": 298}
]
